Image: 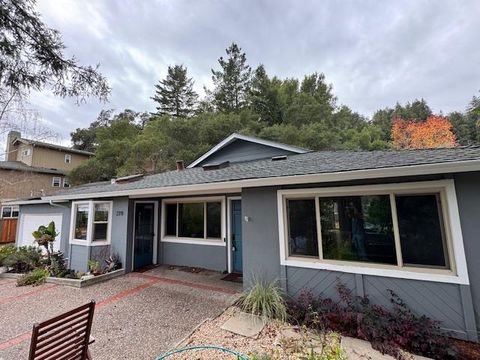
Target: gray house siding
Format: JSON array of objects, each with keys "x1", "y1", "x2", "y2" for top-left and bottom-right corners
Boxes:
[
  {"x1": 239, "y1": 177, "x2": 479, "y2": 341},
  {"x1": 194, "y1": 140, "x2": 300, "y2": 167},
  {"x1": 160, "y1": 242, "x2": 226, "y2": 272},
  {"x1": 454, "y1": 172, "x2": 480, "y2": 335},
  {"x1": 69, "y1": 244, "x2": 88, "y2": 272},
  {"x1": 242, "y1": 186, "x2": 281, "y2": 288}
]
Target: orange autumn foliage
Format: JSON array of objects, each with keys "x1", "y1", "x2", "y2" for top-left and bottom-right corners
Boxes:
[{"x1": 391, "y1": 115, "x2": 456, "y2": 149}]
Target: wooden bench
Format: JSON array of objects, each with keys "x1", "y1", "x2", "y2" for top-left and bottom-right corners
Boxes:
[{"x1": 28, "y1": 300, "x2": 96, "y2": 360}]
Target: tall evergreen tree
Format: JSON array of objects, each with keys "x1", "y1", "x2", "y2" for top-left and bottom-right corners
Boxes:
[
  {"x1": 151, "y1": 65, "x2": 198, "y2": 117},
  {"x1": 210, "y1": 43, "x2": 251, "y2": 113},
  {"x1": 249, "y1": 65, "x2": 283, "y2": 125}
]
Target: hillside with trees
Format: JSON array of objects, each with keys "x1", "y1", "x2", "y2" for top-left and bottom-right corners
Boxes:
[{"x1": 69, "y1": 42, "x2": 480, "y2": 185}]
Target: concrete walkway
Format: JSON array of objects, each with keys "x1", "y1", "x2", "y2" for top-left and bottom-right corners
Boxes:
[{"x1": 0, "y1": 266, "x2": 242, "y2": 360}]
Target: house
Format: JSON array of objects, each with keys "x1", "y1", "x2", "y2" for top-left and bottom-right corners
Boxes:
[
  {"x1": 7, "y1": 132, "x2": 480, "y2": 341},
  {"x1": 0, "y1": 131, "x2": 93, "y2": 242}
]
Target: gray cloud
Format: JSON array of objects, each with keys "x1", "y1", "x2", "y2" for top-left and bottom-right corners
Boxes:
[{"x1": 23, "y1": 0, "x2": 480, "y2": 145}]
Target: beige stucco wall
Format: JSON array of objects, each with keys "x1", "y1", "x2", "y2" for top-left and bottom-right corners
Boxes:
[
  {"x1": 30, "y1": 146, "x2": 90, "y2": 171},
  {"x1": 0, "y1": 168, "x2": 65, "y2": 203}
]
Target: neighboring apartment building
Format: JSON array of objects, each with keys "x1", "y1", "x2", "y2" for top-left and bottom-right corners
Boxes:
[{"x1": 0, "y1": 131, "x2": 93, "y2": 242}]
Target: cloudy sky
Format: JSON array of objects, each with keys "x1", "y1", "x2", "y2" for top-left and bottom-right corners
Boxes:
[{"x1": 25, "y1": 0, "x2": 480, "y2": 145}]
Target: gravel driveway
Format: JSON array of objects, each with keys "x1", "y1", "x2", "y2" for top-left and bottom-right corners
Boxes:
[{"x1": 0, "y1": 267, "x2": 241, "y2": 360}]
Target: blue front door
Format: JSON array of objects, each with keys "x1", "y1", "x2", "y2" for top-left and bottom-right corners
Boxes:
[
  {"x1": 231, "y1": 200, "x2": 243, "y2": 273},
  {"x1": 134, "y1": 203, "x2": 155, "y2": 270}
]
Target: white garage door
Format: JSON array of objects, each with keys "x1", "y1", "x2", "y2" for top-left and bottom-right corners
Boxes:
[{"x1": 17, "y1": 214, "x2": 63, "y2": 252}]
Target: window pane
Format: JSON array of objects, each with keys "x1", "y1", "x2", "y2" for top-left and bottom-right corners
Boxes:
[
  {"x1": 320, "y1": 195, "x2": 397, "y2": 265},
  {"x1": 74, "y1": 204, "x2": 89, "y2": 240},
  {"x1": 396, "y1": 194, "x2": 448, "y2": 268},
  {"x1": 178, "y1": 203, "x2": 204, "y2": 238},
  {"x1": 2, "y1": 207, "x2": 11, "y2": 218},
  {"x1": 93, "y1": 224, "x2": 108, "y2": 241},
  {"x1": 94, "y1": 203, "x2": 109, "y2": 222},
  {"x1": 165, "y1": 203, "x2": 177, "y2": 236},
  {"x1": 287, "y1": 199, "x2": 318, "y2": 257},
  {"x1": 206, "y1": 202, "x2": 221, "y2": 238},
  {"x1": 11, "y1": 207, "x2": 19, "y2": 218}
]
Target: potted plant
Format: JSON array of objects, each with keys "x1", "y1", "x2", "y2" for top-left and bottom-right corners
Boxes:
[{"x1": 32, "y1": 221, "x2": 58, "y2": 265}]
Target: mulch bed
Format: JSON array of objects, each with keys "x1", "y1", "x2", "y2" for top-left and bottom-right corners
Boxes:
[{"x1": 451, "y1": 338, "x2": 480, "y2": 360}]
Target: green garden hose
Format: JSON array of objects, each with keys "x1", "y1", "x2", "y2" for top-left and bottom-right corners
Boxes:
[{"x1": 156, "y1": 345, "x2": 248, "y2": 359}]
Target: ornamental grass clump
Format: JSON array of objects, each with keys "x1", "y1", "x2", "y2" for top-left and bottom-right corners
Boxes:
[{"x1": 236, "y1": 279, "x2": 287, "y2": 322}]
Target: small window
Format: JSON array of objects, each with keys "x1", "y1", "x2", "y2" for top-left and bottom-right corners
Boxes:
[
  {"x1": 65, "y1": 154, "x2": 72, "y2": 164},
  {"x1": 92, "y1": 203, "x2": 110, "y2": 242},
  {"x1": 71, "y1": 201, "x2": 112, "y2": 244},
  {"x1": 165, "y1": 203, "x2": 177, "y2": 236},
  {"x1": 319, "y1": 195, "x2": 397, "y2": 265},
  {"x1": 1, "y1": 206, "x2": 18, "y2": 219},
  {"x1": 63, "y1": 178, "x2": 70, "y2": 188},
  {"x1": 287, "y1": 199, "x2": 318, "y2": 257},
  {"x1": 22, "y1": 148, "x2": 31, "y2": 156},
  {"x1": 52, "y1": 177, "x2": 61, "y2": 187},
  {"x1": 178, "y1": 203, "x2": 204, "y2": 238},
  {"x1": 206, "y1": 202, "x2": 221, "y2": 238},
  {"x1": 163, "y1": 199, "x2": 223, "y2": 241},
  {"x1": 396, "y1": 194, "x2": 449, "y2": 268},
  {"x1": 74, "y1": 204, "x2": 89, "y2": 240},
  {"x1": 1, "y1": 206, "x2": 12, "y2": 218}
]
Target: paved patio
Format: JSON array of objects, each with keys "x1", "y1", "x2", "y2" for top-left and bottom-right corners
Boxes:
[{"x1": 0, "y1": 266, "x2": 242, "y2": 360}]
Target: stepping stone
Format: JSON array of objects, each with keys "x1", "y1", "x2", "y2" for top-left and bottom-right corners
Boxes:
[
  {"x1": 220, "y1": 311, "x2": 266, "y2": 337},
  {"x1": 341, "y1": 336, "x2": 395, "y2": 360},
  {"x1": 341, "y1": 337, "x2": 432, "y2": 360}
]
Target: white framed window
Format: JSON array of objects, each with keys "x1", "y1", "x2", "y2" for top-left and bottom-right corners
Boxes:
[
  {"x1": 21, "y1": 148, "x2": 31, "y2": 156},
  {"x1": 52, "y1": 177, "x2": 62, "y2": 187},
  {"x1": 1, "y1": 205, "x2": 19, "y2": 219},
  {"x1": 161, "y1": 196, "x2": 226, "y2": 246},
  {"x1": 63, "y1": 178, "x2": 70, "y2": 188},
  {"x1": 65, "y1": 154, "x2": 72, "y2": 164},
  {"x1": 278, "y1": 180, "x2": 469, "y2": 285},
  {"x1": 70, "y1": 200, "x2": 112, "y2": 246}
]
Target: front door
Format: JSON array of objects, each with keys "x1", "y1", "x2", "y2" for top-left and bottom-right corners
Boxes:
[
  {"x1": 231, "y1": 199, "x2": 243, "y2": 273},
  {"x1": 134, "y1": 202, "x2": 155, "y2": 270}
]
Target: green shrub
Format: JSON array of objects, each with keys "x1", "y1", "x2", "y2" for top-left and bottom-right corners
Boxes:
[
  {"x1": 87, "y1": 260, "x2": 102, "y2": 275},
  {"x1": 236, "y1": 279, "x2": 287, "y2": 321},
  {"x1": 0, "y1": 244, "x2": 16, "y2": 266},
  {"x1": 17, "y1": 268, "x2": 49, "y2": 286},
  {"x1": 3, "y1": 246, "x2": 43, "y2": 273}
]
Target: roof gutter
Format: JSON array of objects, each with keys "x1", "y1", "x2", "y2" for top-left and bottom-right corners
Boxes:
[{"x1": 41, "y1": 159, "x2": 480, "y2": 202}]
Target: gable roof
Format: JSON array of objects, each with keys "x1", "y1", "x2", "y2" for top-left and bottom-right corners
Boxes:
[
  {"x1": 44, "y1": 146, "x2": 480, "y2": 201},
  {"x1": 13, "y1": 138, "x2": 94, "y2": 156},
  {"x1": 187, "y1": 133, "x2": 308, "y2": 168},
  {"x1": 0, "y1": 161, "x2": 66, "y2": 175}
]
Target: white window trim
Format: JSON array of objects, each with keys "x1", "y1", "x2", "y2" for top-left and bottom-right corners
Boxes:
[
  {"x1": 277, "y1": 179, "x2": 470, "y2": 285},
  {"x1": 52, "y1": 177, "x2": 62, "y2": 187},
  {"x1": 65, "y1": 154, "x2": 72, "y2": 164},
  {"x1": 161, "y1": 196, "x2": 226, "y2": 246},
  {"x1": 1, "y1": 205, "x2": 19, "y2": 219},
  {"x1": 69, "y1": 200, "x2": 113, "y2": 246}
]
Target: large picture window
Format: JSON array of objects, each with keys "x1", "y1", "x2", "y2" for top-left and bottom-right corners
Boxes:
[
  {"x1": 279, "y1": 181, "x2": 463, "y2": 281},
  {"x1": 162, "y1": 198, "x2": 224, "y2": 244},
  {"x1": 70, "y1": 201, "x2": 112, "y2": 245}
]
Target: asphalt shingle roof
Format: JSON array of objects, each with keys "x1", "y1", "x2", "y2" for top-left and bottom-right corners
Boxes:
[
  {"x1": 0, "y1": 161, "x2": 66, "y2": 175},
  {"x1": 48, "y1": 146, "x2": 480, "y2": 198},
  {"x1": 14, "y1": 138, "x2": 94, "y2": 156}
]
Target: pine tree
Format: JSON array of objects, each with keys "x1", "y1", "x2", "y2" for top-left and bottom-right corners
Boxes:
[
  {"x1": 151, "y1": 65, "x2": 198, "y2": 117},
  {"x1": 211, "y1": 43, "x2": 251, "y2": 113}
]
